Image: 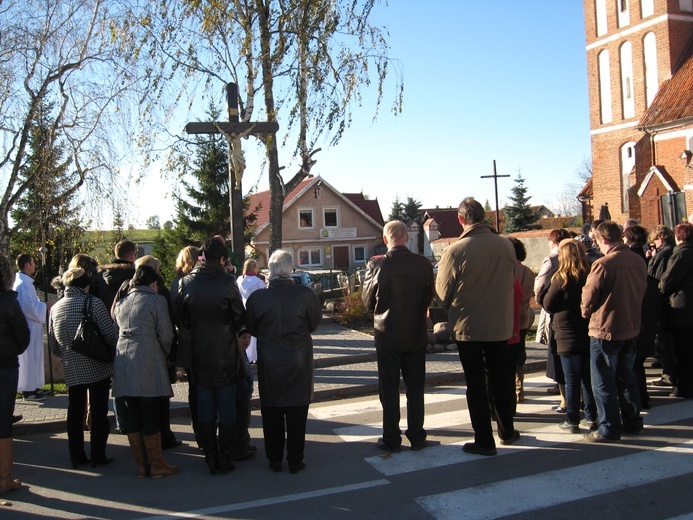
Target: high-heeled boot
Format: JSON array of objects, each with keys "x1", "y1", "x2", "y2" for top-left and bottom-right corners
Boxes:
[
  {"x1": 143, "y1": 432, "x2": 179, "y2": 478},
  {"x1": 0, "y1": 437, "x2": 21, "y2": 493}
]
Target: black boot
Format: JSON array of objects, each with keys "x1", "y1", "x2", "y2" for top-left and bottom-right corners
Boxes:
[
  {"x1": 218, "y1": 424, "x2": 236, "y2": 475},
  {"x1": 198, "y1": 423, "x2": 219, "y2": 475}
]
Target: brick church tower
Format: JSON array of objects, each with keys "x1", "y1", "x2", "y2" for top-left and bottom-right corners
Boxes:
[{"x1": 583, "y1": 0, "x2": 693, "y2": 228}]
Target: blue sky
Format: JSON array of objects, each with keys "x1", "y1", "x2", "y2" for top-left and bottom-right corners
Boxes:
[{"x1": 134, "y1": 1, "x2": 591, "y2": 225}]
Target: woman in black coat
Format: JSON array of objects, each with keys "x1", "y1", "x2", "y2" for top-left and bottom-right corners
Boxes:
[
  {"x1": 539, "y1": 239, "x2": 597, "y2": 432},
  {"x1": 0, "y1": 252, "x2": 30, "y2": 493},
  {"x1": 177, "y1": 239, "x2": 246, "y2": 475},
  {"x1": 246, "y1": 250, "x2": 321, "y2": 474},
  {"x1": 659, "y1": 223, "x2": 693, "y2": 399}
]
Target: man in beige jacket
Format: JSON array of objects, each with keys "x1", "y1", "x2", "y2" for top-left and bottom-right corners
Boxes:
[{"x1": 436, "y1": 198, "x2": 519, "y2": 456}]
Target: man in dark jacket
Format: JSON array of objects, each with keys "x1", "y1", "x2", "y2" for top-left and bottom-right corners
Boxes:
[
  {"x1": 581, "y1": 221, "x2": 647, "y2": 442},
  {"x1": 245, "y1": 250, "x2": 321, "y2": 474},
  {"x1": 177, "y1": 238, "x2": 246, "y2": 475},
  {"x1": 362, "y1": 220, "x2": 434, "y2": 453}
]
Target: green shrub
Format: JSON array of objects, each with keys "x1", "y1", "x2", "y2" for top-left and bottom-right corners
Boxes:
[{"x1": 336, "y1": 289, "x2": 370, "y2": 326}]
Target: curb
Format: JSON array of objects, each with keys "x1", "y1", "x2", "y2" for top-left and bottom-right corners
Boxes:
[{"x1": 14, "y1": 359, "x2": 547, "y2": 436}]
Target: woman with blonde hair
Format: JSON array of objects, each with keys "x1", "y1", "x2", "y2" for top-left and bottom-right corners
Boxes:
[{"x1": 538, "y1": 239, "x2": 597, "y2": 432}]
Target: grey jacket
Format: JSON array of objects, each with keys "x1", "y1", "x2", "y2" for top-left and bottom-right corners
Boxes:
[{"x1": 112, "y1": 286, "x2": 174, "y2": 398}]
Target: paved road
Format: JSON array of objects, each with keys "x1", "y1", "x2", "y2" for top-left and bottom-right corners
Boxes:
[
  {"x1": 5, "y1": 373, "x2": 692, "y2": 519},
  {"x1": 13, "y1": 319, "x2": 549, "y2": 434}
]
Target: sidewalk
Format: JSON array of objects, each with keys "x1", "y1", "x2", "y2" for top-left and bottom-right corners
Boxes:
[{"x1": 13, "y1": 319, "x2": 549, "y2": 435}]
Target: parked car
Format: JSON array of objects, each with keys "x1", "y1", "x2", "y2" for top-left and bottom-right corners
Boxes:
[{"x1": 291, "y1": 271, "x2": 323, "y2": 295}]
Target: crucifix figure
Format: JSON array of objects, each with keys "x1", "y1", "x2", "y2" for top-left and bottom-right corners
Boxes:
[
  {"x1": 481, "y1": 160, "x2": 509, "y2": 232},
  {"x1": 185, "y1": 83, "x2": 279, "y2": 265}
]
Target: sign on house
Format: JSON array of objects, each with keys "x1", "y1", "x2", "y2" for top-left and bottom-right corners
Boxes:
[{"x1": 320, "y1": 228, "x2": 357, "y2": 239}]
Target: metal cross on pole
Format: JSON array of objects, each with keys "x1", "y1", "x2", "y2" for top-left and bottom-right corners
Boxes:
[
  {"x1": 185, "y1": 83, "x2": 279, "y2": 265},
  {"x1": 480, "y1": 160, "x2": 510, "y2": 232}
]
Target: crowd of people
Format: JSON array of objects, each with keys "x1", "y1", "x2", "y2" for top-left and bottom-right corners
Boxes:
[
  {"x1": 363, "y1": 199, "x2": 693, "y2": 456},
  {"x1": 0, "y1": 237, "x2": 321, "y2": 490},
  {"x1": 1, "y1": 200, "x2": 692, "y2": 492}
]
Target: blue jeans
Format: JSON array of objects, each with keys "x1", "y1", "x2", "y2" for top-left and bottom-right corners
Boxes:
[
  {"x1": 0, "y1": 367, "x2": 18, "y2": 439},
  {"x1": 560, "y1": 352, "x2": 597, "y2": 425},
  {"x1": 590, "y1": 336, "x2": 640, "y2": 439},
  {"x1": 196, "y1": 384, "x2": 237, "y2": 428}
]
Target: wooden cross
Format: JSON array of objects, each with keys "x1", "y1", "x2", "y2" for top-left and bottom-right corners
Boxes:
[
  {"x1": 480, "y1": 160, "x2": 509, "y2": 232},
  {"x1": 185, "y1": 83, "x2": 279, "y2": 265}
]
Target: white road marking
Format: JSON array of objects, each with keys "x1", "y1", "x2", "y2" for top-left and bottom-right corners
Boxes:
[
  {"x1": 365, "y1": 399, "x2": 693, "y2": 476},
  {"x1": 133, "y1": 479, "x2": 391, "y2": 520},
  {"x1": 309, "y1": 387, "x2": 467, "y2": 420},
  {"x1": 416, "y1": 440, "x2": 693, "y2": 520}
]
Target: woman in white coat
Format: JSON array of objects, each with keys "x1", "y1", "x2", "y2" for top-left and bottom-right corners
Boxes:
[{"x1": 236, "y1": 259, "x2": 266, "y2": 363}]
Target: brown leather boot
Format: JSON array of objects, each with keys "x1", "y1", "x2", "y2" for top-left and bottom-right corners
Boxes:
[
  {"x1": 143, "y1": 433, "x2": 179, "y2": 478},
  {"x1": 0, "y1": 437, "x2": 21, "y2": 493},
  {"x1": 127, "y1": 433, "x2": 150, "y2": 478}
]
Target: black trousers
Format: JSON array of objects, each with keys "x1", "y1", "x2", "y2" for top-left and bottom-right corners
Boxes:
[
  {"x1": 376, "y1": 346, "x2": 426, "y2": 448},
  {"x1": 261, "y1": 405, "x2": 309, "y2": 466},
  {"x1": 457, "y1": 340, "x2": 515, "y2": 449},
  {"x1": 67, "y1": 377, "x2": 110, "y2": 463},
  {"x1": 124, "y1": 396, "x2": 161, "y2": 436},
  {"x1": 671, "y1": 326, "x2": 693, "y2": 397}
]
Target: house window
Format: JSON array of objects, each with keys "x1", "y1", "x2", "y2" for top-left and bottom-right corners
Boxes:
[
  {"x1": 641, "y1": 0, "x2": 654, "y2": 17},
  {"x1": 598, "y1": 50, "x2": 613, "y2": 124},
  {"x1": 323, "y1": 207, "x2": 339, "y2": 228},
  {"x1": 353, "y1": 245, "x2": 366, "y2": 264},
  {"x1": 620, "y1": 41, "x2": 635, "y2": 119},
  {"x1": 621, "y1": 142, "x2": 636, "y2": 212},
  {"x1": 617, "y1": 0, "x2": 630, "y2": 27},
  {"x1": 596, "y1": 0, "x2": 608, "y2": 36},
  {"x1": 298, "y1": 208, "x2": 314, "y2": 229},
  {"x1": 643, "y1": 32, "x2": 658, "y2": 108},
  {"x1": 298, "y1": 247, "x2": 323, "y2": 267},
  {"x1": 681, "y1": 0, "x2": 693, "y2": 12}
]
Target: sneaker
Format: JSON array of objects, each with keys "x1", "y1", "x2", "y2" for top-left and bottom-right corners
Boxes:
[
  {"x1": 23, "y1": 393, "x2": 45, "y2": 401},
  {"x1": 583, "y1": 431, "x2": 619, "y2": 443},
  {"x1": 649, "y1": 377, "x2": 673, "y2": 387},
  {"x1": 376, "y1": 438, "x2": 401, "y2": 453},
  {"x1": 462, "y1": 442, "x2": 497, "y2": 456},
  {"x1": 552, "y1": 405, "x2": 567, "y2": 413},
  {"x1": 499, "y1": 430, "x2": 521, "y2": 445},
  {"x1": 559, "y1": 421, "x2": 580, "y2": 434},
  {"x1": 581, "y1": 419, "x2": 598, "y2": 431}
]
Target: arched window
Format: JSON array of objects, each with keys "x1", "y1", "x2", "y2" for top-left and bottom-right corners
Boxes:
[
  {"x1": 599, "y1": 50, "x2": 613, "y2": 124},
  {"x1": 643, "y1": 32, "x2": 658, "y2": 108},
  {"x1": 641, "y1": 0, "x2": 654, "y2": 17},
  {"x1": 617, "y1": 0, "x2": 630, "y2": 27},
  {"x1": 621, "y1": 142, "x2": 636, "y2": 212},
  {"x1": 596, "y1": 0, "x2": 608, "y2": 36},
  {"x1": 620, "y1": 42, "x2": 635, "y2": 119}
]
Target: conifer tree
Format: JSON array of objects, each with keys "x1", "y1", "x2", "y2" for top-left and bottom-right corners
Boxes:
[
  {"x1": 388, "y1": 196, "x2": 405, "y2": 221},
  {"x1": 502, "y1": 172, "x2": 540, "y2": 233},
  {"x1": 10, "y1": 101, "x2": 84, "y2": 287}
]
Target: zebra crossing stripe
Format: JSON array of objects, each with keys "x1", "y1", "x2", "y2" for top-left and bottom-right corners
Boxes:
[
  {"x1": 416, "y1": 440, "x2": 693, "y2": 520},
  {"x1": 365, "y1": 400, "x2": 693, "y2": 476}
]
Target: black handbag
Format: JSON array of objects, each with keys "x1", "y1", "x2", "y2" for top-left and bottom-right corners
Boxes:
[{"x1": 71, "y1": 296, "x2": 115, "y2": 363}]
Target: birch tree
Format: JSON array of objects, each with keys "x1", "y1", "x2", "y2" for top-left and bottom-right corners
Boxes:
[{"x1": 125, "y1": 0, "x2": 402, "y2": 253}]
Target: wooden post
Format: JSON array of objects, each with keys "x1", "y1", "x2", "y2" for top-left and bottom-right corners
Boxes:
[
  {"x1": 481, "y1": 160, "x2": 509, "y2": 232},
  {"x1": 185, "y1": 83, "x2": 279, "y2": 266}
]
